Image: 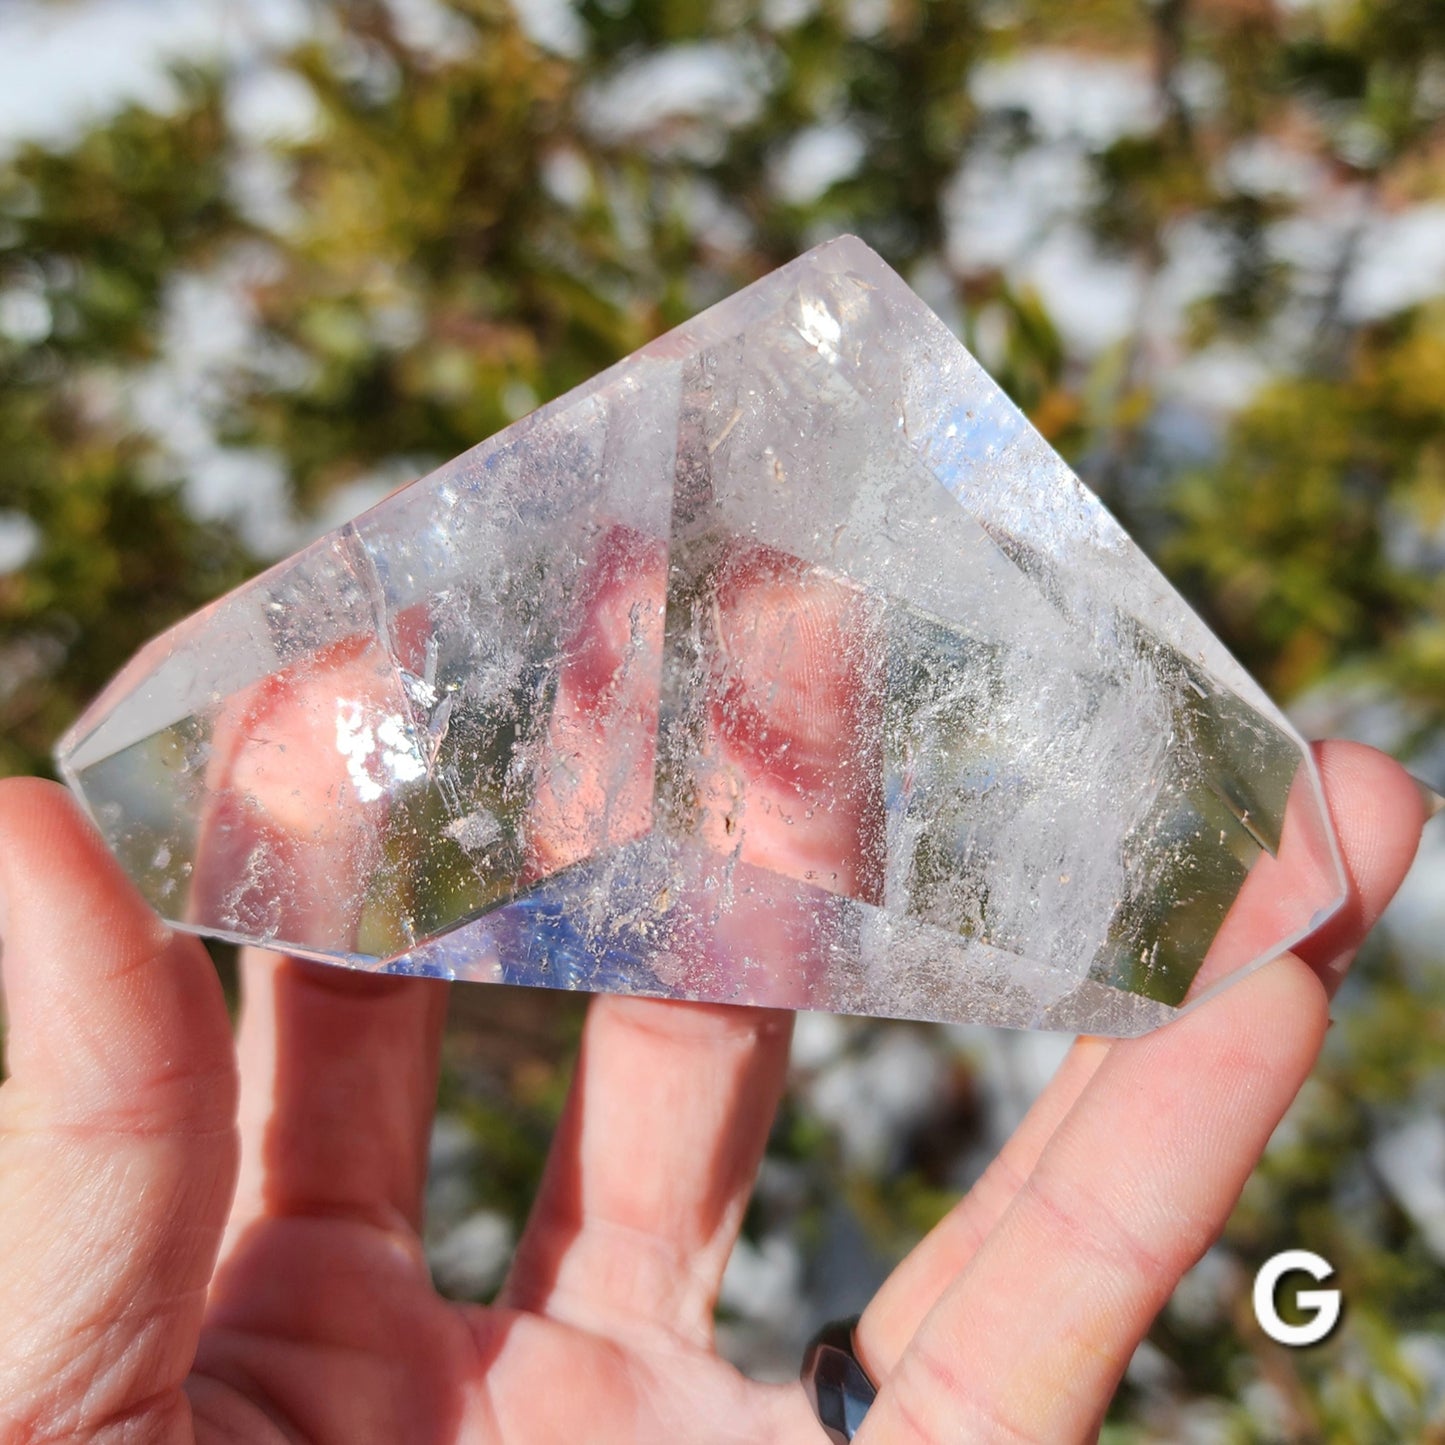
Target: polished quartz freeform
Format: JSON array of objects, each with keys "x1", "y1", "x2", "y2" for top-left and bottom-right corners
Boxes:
[{"x1": 56, "y1": 237, "x2": 1347, "y2": 1035}]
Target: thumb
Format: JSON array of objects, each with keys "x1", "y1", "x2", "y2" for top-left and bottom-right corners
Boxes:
[{"x1": 0, "y1": 778, "x2": 238, "y2": 1441}]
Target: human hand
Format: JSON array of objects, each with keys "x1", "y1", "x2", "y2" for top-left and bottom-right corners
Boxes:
[{"x1": 0, "y1": 737, "x2": 1426, "y2": 1443}]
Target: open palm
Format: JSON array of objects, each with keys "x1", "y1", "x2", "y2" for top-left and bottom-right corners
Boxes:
[{"x1": 0, "y1": 744, "x2": 1426, "y2": 1443}]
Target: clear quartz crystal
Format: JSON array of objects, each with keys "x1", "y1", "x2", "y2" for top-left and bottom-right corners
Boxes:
[{"x1": 56, "y1": 237, "x2": 1346, "y2": 1035}]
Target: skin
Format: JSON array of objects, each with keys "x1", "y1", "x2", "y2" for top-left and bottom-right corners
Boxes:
[
  {"x1": 0, "y1": 744, "x2": 1426, "y2": 1444},
  {"x1": 0, "y1": 533, "x2": 1428, "y2": 1444}
]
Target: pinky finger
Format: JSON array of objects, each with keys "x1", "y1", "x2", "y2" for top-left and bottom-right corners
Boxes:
[{"x1": 856, "y1": 953, "x2": 1329, "y2": 1443}]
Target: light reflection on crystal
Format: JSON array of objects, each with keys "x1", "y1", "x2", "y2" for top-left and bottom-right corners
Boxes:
[{"x1": 56, "y1": 236, "x2": 1347, "y2": 1035}]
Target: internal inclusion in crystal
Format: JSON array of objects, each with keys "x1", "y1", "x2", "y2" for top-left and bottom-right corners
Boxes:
[{"x1": 57, "y1": 236, "x2": 1347, "y2": 1036}]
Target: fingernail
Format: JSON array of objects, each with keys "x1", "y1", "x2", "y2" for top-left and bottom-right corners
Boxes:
[{"x1": 1408, "y1": 773, "x2": 1445, "y2": 825}]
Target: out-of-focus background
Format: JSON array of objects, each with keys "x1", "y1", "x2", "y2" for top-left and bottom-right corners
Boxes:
[{"x1": 1, "y1": 0, "x2": 1442, "y2": 1436}]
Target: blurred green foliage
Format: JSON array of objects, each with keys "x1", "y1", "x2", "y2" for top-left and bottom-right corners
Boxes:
[
  {"x1": 0, "y1": 75, "x2": 255, "y2": 772},
  {"x1": 1, "y1": 0, "x2": 1443, "y2": 1437}
]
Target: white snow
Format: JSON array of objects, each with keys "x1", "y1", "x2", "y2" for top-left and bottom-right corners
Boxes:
[{"x1": 0, "y1": 0, "x2": 309, "y2": 153}]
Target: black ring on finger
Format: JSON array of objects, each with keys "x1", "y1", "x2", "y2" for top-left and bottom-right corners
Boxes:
[{"x1": 800, "y1": 1315, "x2": 878, "y2": 1443}]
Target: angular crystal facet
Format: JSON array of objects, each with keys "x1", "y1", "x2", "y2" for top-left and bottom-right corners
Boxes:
[{"x1": 56, "y1": 237, "x2": 1347, "y2": 1035}]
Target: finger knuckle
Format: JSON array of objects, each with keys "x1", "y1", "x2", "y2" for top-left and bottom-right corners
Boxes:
[{"x1": 888, "y1": 1339, "x2": 1054, "y2": 1445}]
